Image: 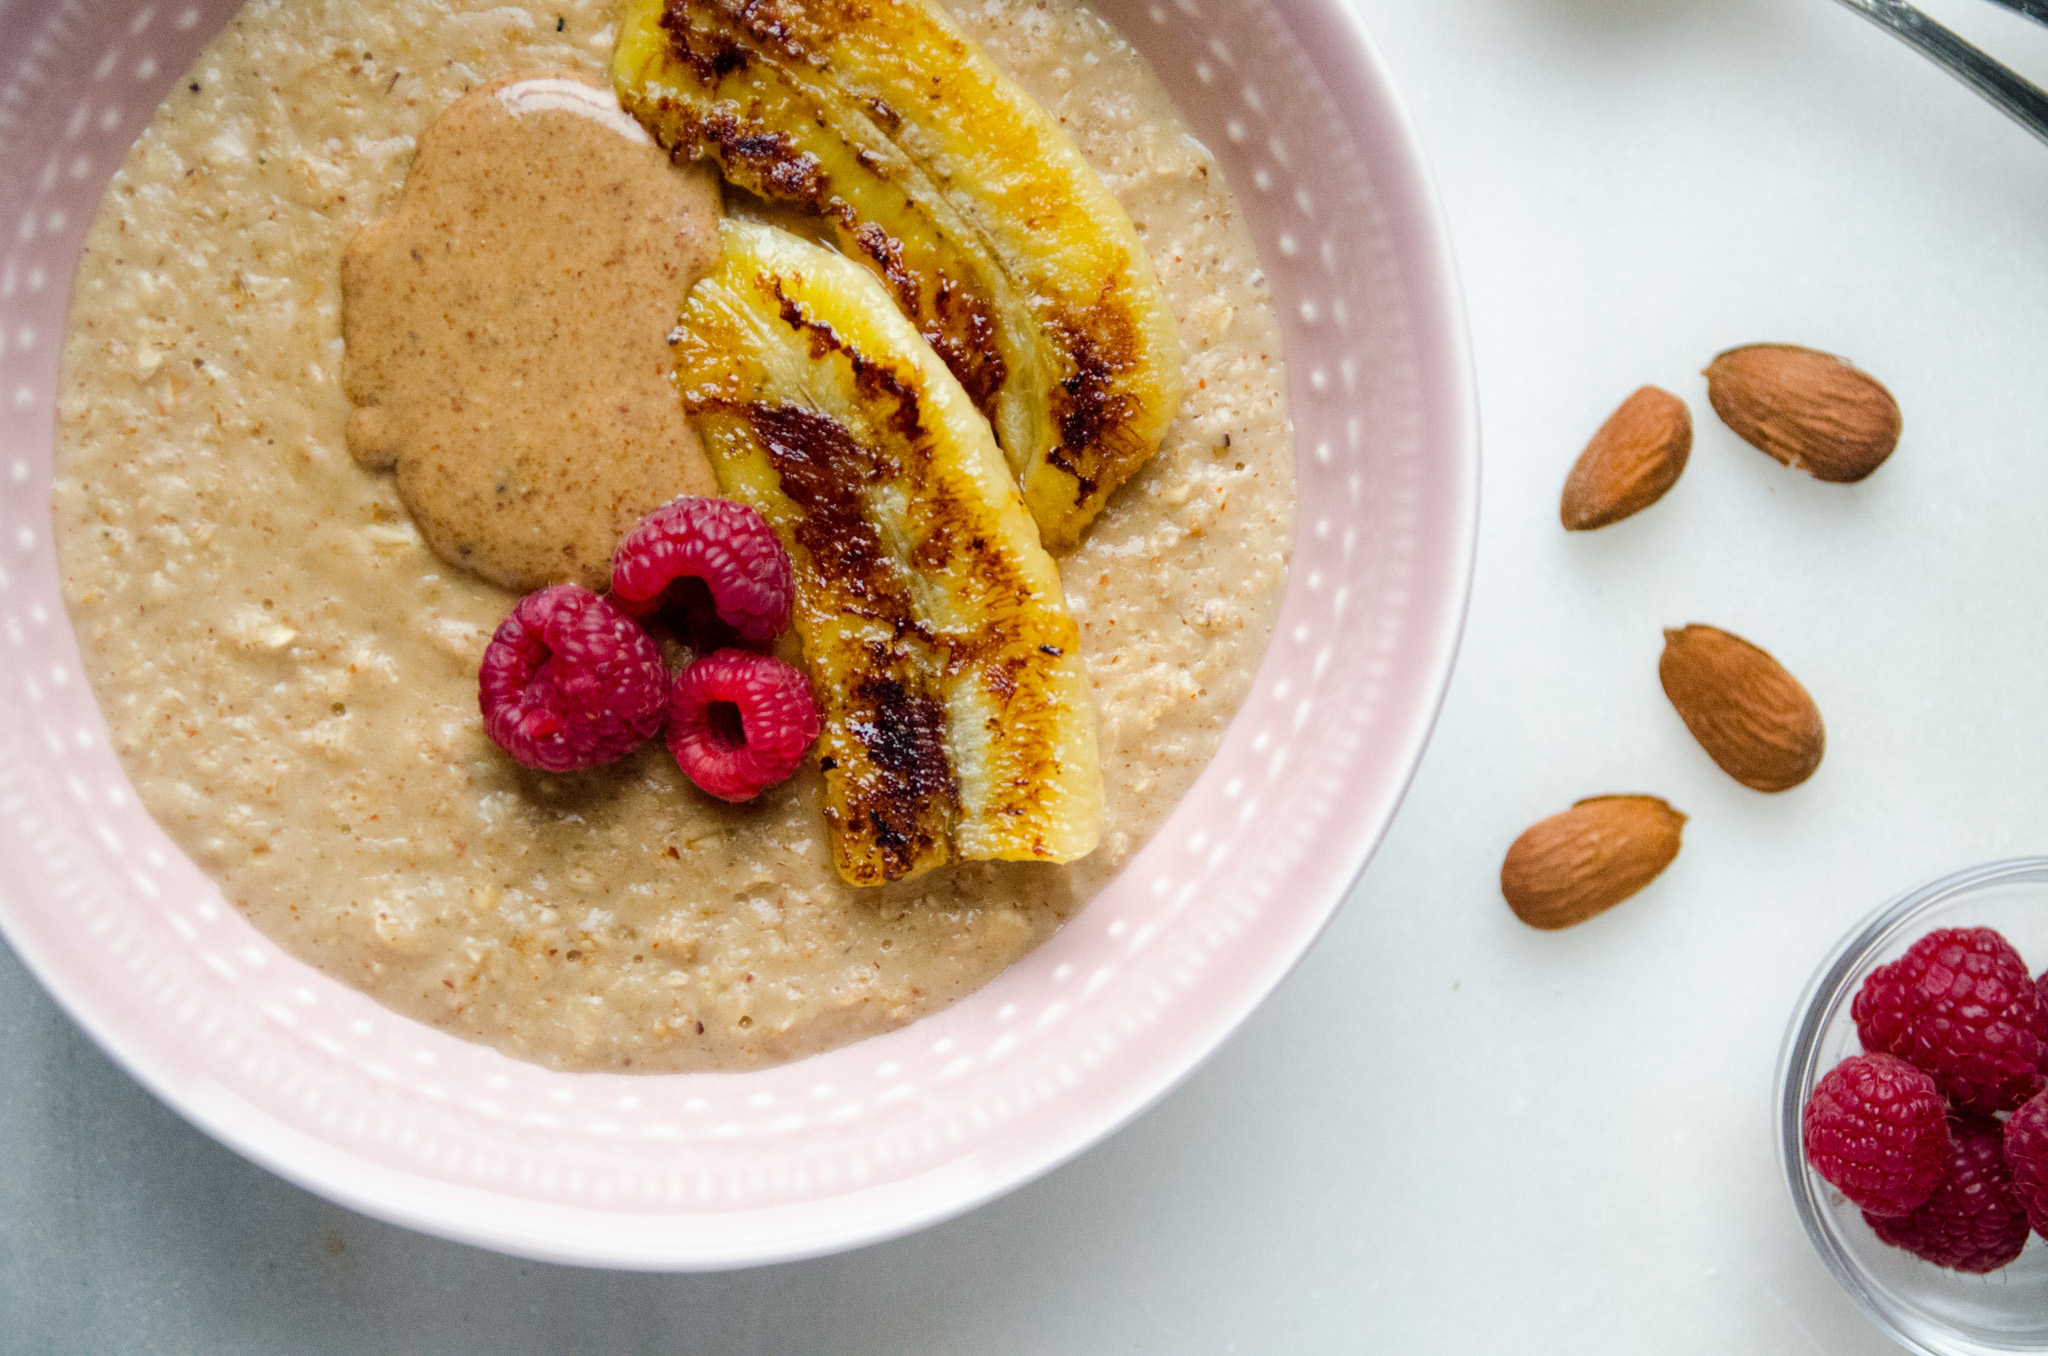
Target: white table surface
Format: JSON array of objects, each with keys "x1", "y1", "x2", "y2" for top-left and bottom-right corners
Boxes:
[{"x1": 7, "y1": 0, "x2": 2048, "y2": 1350}]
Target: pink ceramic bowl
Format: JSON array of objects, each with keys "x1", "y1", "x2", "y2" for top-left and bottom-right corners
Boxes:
[{"x1": 0, "y1": 0, "x2": 1476, "y2": 1267}]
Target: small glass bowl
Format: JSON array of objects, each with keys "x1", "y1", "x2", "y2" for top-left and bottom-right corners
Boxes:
[{"x1": 1778, "y1": 858, "x2": 2048, "y2": 1356}]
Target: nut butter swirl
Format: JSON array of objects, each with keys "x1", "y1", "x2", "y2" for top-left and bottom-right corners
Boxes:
[{"x1": 342, "y1": 73, "x2": 724, "y2": 592}]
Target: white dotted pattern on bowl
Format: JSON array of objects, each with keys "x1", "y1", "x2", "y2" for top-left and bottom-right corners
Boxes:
[{"x1": 0, "y1": 0, "x2": 1475, "y2": 1264}]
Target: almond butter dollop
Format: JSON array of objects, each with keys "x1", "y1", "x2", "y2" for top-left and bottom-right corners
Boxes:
[{"x1": 341, "y1": 71, "x2": 721, "y2": 592}]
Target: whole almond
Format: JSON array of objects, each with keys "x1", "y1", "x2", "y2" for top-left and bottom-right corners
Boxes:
[
  {"x1": 1704, "y1": 344, "x2": 1901, "y2": 483},
  {"x1": 1560, "y1": 386, "x2": 1693, "y2": 530},
  {"x1": 1501, "y1": 795, "x2": 1687, "y2": 930},
  {"x1": 1659, "y1": 623, "x2": 1825, "y2": 792}
]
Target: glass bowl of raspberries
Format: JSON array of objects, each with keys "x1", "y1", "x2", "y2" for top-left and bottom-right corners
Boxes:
[{"x1": 1779, "y1": 858, "x2": 2048, "y2": 1354}]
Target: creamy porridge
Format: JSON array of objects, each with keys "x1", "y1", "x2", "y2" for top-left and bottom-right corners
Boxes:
[{"x1": 52, "y1": 0, "x2": 1294, "y2": 1072}]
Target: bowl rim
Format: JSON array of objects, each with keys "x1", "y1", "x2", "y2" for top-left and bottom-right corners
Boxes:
[
  {"x1": 1775, "y1": 856, "x2": 2048, "y2": 1356},
  {"x1": 0, "y1": 0, "x2": 1479, "y2": 1269}
]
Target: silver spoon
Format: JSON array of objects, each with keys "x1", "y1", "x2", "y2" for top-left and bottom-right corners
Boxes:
[{"x1": 1826, "y1": 0, "x2": 2048, "y2": 144}]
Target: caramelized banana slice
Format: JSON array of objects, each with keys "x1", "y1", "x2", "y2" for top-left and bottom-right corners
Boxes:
[
  {"x1": 613, "y1": 0, "x2": 1184, "y2": 550},
  {"x1": 674, "y1": 219, "x2": 1103, "y2": 885}
]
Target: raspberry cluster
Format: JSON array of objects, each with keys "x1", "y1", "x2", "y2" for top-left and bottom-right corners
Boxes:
[
  {"x1": 477, "y1": 496, "x2": 818, "y2": 801},
  {"x1": 1802, "y1": 925, "x2": 2048, "y2": 1275}
]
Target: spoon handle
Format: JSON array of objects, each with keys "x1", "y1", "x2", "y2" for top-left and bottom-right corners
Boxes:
[{"x1": 1827, "y1": 0, "x2": 2048, "y2": 145}]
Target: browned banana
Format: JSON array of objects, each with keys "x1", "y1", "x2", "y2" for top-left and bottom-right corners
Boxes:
[
  {"x1": 613, "y1": 0, "x2": 1184, "y2": 550},
  {"x1": 673, "y1": 219, "x2": 1104, "y2": 885}
]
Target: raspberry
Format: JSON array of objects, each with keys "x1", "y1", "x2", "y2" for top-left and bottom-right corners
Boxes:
[
  {"x1": 1865, "y1": 1116, "x2": 2031, "y2": 1273},
  {"x1": 610, "y1": 497, "x2": 794, "y2": 646},
  {"x1": 1803, "y1": 1052, "x2": 1952, "y2": 1217},
  {"x1": 1852, "y1": 927, "x2": 2047, "y2": 1113},
  {"x1": 2005, "y1": 1091, "x2": 2048, "y2": 1238},
  {"x1": 2039, "y1": 968, "x2": 2048, "y2": 1068},
  {"x1": 667, "y1": 648, "x2": 820, "y2": 801},
  {"x1": 479, "y1": 585, "x2": 667, "y2": 772}
]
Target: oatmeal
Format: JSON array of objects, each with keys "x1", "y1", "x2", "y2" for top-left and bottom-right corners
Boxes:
[{"x1": 52, "y1": 0, "x2": 1295, "y2": 1072}]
